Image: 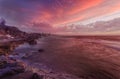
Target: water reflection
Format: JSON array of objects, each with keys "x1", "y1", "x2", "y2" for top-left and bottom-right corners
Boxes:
[{"x1": 1, "y1": 37, "x2": 120, "y2": 79}]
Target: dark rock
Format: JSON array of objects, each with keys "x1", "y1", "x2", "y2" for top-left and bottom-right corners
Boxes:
[
  {"x1": 0, "y1": 61, "x2": 7, "y2": 69},
  {"x1": 0, "y1": 60, "x2": 25, "y2": 78},
  {"x1": 38, "y1": 49, "x2": 44, "y2": 52},
  {"x1": 28, "y1": 40, "x2": 37, "y2": 45},
  {"x1": 31, "y1": 73, "x2": 44, "y2": 79},
  {"x1": 0, "y1": 67, "x2": 25, "y2": 78}
]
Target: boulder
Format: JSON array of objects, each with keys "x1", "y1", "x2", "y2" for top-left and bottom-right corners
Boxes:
[
  {"x1": 38, "y1": 49, "x2": 44, "y2": 52},
  {"x1": 31, "y1": 73, "x2": 44, "y2": 79}
]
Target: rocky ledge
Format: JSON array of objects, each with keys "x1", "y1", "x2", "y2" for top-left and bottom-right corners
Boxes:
[{"x1": 0, "y1": 55, "x2": 25, "y2": 78}]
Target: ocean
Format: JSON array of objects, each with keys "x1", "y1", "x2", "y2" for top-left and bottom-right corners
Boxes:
[{"x1": 13, "y1": 36, "x2": 120, "y2": 79}]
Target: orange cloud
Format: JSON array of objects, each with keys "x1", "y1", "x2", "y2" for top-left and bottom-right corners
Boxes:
[
  {"x1": 32, "y1": 11, "x2": 53, "y2": 23},
  {"x1": 23, "y1": 0, "x2": 120, "y2": 28},
  {"x1": 29, "y1": 0, "x2": 104, "y2": 26},
  {"x1": 67, "y1": 0, "x2": 103, "y2": 15},
  {"x1": 59, "y1": 0, "x2": 120, "y2": 26}
]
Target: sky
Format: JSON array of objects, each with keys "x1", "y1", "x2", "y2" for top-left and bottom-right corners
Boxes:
[{"x1": 0, "y1": 0, "x2": 120, "y2": 35}]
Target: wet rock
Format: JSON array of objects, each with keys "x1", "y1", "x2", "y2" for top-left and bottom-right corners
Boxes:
[
  {"x1": 31, "y1": 73, "x2": 44, "y2": 79},
  {"x1": 38, "y1": 49, "x2": 44, "y2": 52},
  {"x1": 28, "y1": 40, "x2": 37, "y2": 45},
  {"x1": 0, "y1": 61, "x2": 7, "y2": 69},
  {"x1": 0, "y1": 58, "x2": 25, "y2": 78}
]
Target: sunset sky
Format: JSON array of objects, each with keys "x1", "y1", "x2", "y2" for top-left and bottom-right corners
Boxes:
[{"x1": 0, "y1": 0, "x2": 120, "y2": 35}]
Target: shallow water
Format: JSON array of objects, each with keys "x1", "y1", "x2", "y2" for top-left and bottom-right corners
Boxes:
[{"x1": 14, "y1": 36, "x2": 120, "y2": 79}]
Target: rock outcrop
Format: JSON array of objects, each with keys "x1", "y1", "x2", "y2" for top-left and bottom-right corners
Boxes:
[{"x1": 0, "y1": 56, "x2": 25, "y2": 78}]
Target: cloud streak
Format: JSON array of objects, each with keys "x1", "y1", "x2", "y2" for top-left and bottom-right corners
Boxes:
[
  {"x1": 0, "y1": 0, "x2": 120, "y2": 34},
  {"x1": 58, "y1": 18, "x2": 120, "y2": 35}
]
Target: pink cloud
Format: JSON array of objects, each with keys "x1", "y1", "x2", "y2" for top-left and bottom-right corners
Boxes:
[
  {"x1": 1, "y1": 0, "x2": 120, "y2": 33},
  {"x1": 58, "y1": 18, "x2": 120, "y2": 34}
]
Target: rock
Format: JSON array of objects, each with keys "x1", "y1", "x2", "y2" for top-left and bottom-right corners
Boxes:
[
  {"x1": 31, "y1": 73, "x2": 44, "y2": 79},
  {"x1": 0, "y1": 61, "x2": 7, "y2": 69},
  {"x1": 28, "y1": 40, "x2": 37, "y2": 45},
  {"x1": 38, "y1": 49, "x2": 44, "y2": 52},
  {"x1": 0, "y1": 59, "x2": 25, "y2": 78},
  {"x1": 1, "y1": 71, "x2": 33, "y2": 79}
]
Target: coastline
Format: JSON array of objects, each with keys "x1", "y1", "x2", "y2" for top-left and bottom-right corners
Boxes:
[
  {"x1": 0, "y1": 36, "x2": 120, "y2": 79},
  {"x1": 0, "y1": 36, "x2": 80, "y2": 79}
]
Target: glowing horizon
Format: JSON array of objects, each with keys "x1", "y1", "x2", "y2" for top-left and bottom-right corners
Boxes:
[{"x1": 0, "y1": 0, "x2": 120, "y2": 35}]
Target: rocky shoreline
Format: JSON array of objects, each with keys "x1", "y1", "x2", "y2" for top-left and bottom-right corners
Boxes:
[
  {"x1": 1, "y1": 36, "x2": 120, "y2": 79},
  {"x1": 0, "y1": 20, "x2": 81, "y2": 79},
  {"x1": 0, "y1": 55, "x2": 25, "y2": 78},
  {"x1": 0, "y1": 53, "x2": 80, "y2": 79},
  {"x1": 0, "y1": 38, "x2": 81, "y2": 79}
]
